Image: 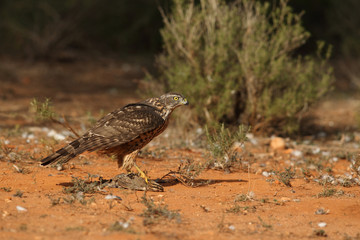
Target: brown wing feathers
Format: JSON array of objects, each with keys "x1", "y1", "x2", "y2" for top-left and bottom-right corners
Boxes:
[
  {"x1": 40, "y1": 104, "x2": 165, "y2": 166},
  {"x1": 40, "y1": 138, "x2": 83, "y2": 166}
]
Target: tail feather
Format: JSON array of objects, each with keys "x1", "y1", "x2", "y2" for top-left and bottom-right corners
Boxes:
[{"x1": 41, "y1": 139, "x2": 84, "y2": 166}]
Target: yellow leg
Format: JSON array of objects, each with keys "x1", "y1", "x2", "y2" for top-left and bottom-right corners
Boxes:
[
  {"x1": 123, "y1": 151, "x2": 163, "y2": 191},
  {"x1": 134, "y1": 164, "x2": 149, "y2": 184},
  {"x1": 133, "y1": 163, "x2": 163, "y2": 191}
]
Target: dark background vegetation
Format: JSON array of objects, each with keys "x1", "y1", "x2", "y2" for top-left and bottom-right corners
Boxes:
[{"x1": 0, "y1": 0, "x2": 359, "y2": 62}]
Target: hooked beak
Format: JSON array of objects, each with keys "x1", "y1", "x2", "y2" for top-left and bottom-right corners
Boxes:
[{"x1": 182, "y1": 98, "x2": 189, "y2": 105}]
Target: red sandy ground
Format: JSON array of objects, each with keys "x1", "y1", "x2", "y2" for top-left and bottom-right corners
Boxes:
[{"x1": 1, "y1": 148, "x2": 360, "y2": 240}]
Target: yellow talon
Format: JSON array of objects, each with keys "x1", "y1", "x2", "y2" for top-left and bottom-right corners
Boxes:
[{"x1": 134, "y1": 164, "x2": 149, "y2": 184}]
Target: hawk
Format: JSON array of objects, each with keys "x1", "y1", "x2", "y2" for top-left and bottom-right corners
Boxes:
[{"x1": 41, "y1": 93, "x2": 188, "y2": 190}]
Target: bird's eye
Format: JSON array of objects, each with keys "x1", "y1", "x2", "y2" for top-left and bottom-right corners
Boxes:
[{"x1": 173, "y1": 96, "x2": 179, "y2": 101}]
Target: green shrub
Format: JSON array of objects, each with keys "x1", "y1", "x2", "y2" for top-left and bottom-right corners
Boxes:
[
  {"x1": 150, "y1": 0, "x2": 333, "y2": 134},
  {"x1": 205, "y1": 123, "x2": 248, "y2": 171}
]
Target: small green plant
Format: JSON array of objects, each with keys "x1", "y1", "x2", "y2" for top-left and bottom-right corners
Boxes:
[
  {"x1": 226, "y1": 205, "x2": 256, "y2": 214},
  {"x1": 0, "y1": 187, "x2": 11, "y2": 192},
  {"x1": 161, "y1": 158, "x2": 206, "y2": 186},
  {"x1": 30, "y1": 98, "x2": 57, "y2": 122},
  {"x1": 226, "y1": 205, "x2": 242, "y2": 214},
  {"x1": 49, "y1": 196, "x2": 61, "y2": 206},
  {"x1": 30, "y1": 98, "x2": 80, "y2": 137},
  {"x1": 258, "y1": 217, "x2": 272, "y2": 229},
  {"x1": 62, "y1": 174, "x2": 106, "y2": 205},
  {"x1": 141, "y1": 194, "x2": 181, "y2": 226},
  {"x1": 317, "y1": 187, "x2": 344, "y2": 198},
  {"x1": 275, "y1": 167, "x2": 295, "y2": 187},
  {"x1": 313, "y1": 229, "x2": 327, "y2": 237},
  {"x1": 178, "y1": 160, "x2": 204, "y2": 181},
  {"x1": 13, "y1": 190, "x2": 23, "y2": 198},
  {"x1": 205, "y1": 123, "x2": 248, "y2": 171}
]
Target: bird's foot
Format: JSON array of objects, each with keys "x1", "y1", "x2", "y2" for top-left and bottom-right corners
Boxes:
[
  {"x1": 133, "y1": 165, "x2": 164, "y2": 192},
  {"x1": 134, "y1": 165, "x2": 149, "y2": 183}
]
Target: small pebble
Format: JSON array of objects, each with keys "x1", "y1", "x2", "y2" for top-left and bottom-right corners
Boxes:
[
  {"x1": 280, "y1": 197, "x2": 291, "y2": 202},
  {"x1": 47, "y1": 129, "x2": 66, "y2": 141},
  {"x1": 105, "y1": 194, "x2": 122, "y2": 200},
  {"x1": 270, "y1": 137, "x2": 286, "y2": 151},
  {"x1": 228, "y1": 225, "x2": 236, "y2": 231},
  {"x1": 200, "y1": 205, "x2": 211, "y2": 212},
  {"x1": 312, "y1": 147, "x2": 321, "y2": 154},
  {"x1": 2, "y1": 211, "x2": 9, "y2": 217},
  {"x1": 196, "y1": 128, "x2": 203, "y2": 135},
  {"x1": 318, "y1": 222, "x2": 327, "y2": 228},
  {"x1": 317, "y1": 132, "x2": 327, "y2": 138},
  {"x1": 291, "y1": 150, "x2": 303, "y2": 157},
  {"x1": 16, "y1": 206, "x2": 27, "y2": 212},
  {"x1": 322, "y1": 151, "x2": 330, "y2": 157}
]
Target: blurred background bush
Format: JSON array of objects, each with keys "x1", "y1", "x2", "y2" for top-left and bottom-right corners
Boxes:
[{"x1": 0, "y1": 0, "x2": 358, "y2": 61}]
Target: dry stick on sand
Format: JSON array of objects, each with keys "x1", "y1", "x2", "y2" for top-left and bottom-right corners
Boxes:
[{"x1": 50, "y1": 114, "x2": 80, "y2": 138}]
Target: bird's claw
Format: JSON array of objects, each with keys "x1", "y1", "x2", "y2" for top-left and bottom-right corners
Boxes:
[{"x1": 134, "y1": 164, "x2": 164, "y2": 192}]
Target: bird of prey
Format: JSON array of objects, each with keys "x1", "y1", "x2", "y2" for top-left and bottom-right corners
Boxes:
[{"x1": 41, "y1": 93, "x2": 189, "y2": 190}]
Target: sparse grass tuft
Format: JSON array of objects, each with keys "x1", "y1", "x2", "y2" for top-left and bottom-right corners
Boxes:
[
  {"x1": 30, "y1": 98, "x2": 57, "y2": 122},
  {"x1": 63, "y1": 174, "x2": 106, "y2": 195},
  {"x1": 0, "y1": 187, "x2": 12, "y2": 192},
  {"x1": 226, "y1": 205, "x2": 242, "y2": 214},
  {"x1": 29, "y1": 98, "x2": 80, "y2": 137},
  {"x1": 13, "y1": 190, "x2": 23, "y2": 198},
  {"x1": 258, "y1": 216, "x2": 272, "y2": 229},
  {"x1": 317, "y1": 187, "x2": 344, "y2": 198},
  {"x1": 161, "y1": 158, "x2": 206, "y2": 186},
  {"x1": 226, "y1": 205, "x2": 256, "y2": 214},
  {"x1": 234, "y1": 193, "x2": 253, "y2": 202},
  {"x1": 49, "y1": 196, "x2": 61, "y2": 206},
  {"x1": 108, "y1": 219, "x2": 136, "y2": 233},
  {"x1": 61, "y1": 174, "x2": 107, "y2": 205},
  {"x1": 141, "y1": 194, "x2": 181, "y2": 226},
  {"x1": 205, "y1": 123, "x2": 248, "y2": 171},
  {"x1": 275, "y1": 167, "x2": 295, "y2": 187},
  {"x1": 313, "y1": 229, "x2": 327, "y2": 237}
]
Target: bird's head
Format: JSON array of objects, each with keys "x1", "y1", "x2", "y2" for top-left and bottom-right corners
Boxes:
[{"x1": 160, "y1": 92, "x2": 189, "y2": 110}]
